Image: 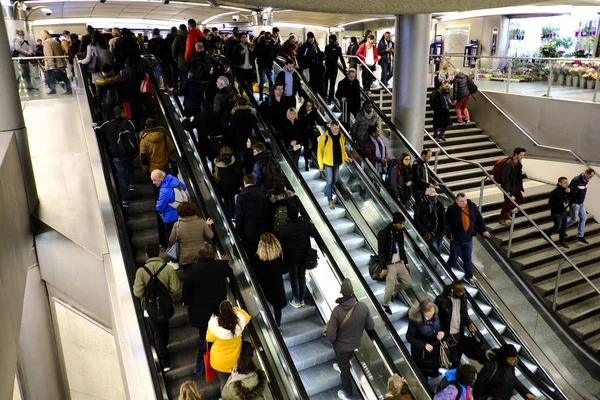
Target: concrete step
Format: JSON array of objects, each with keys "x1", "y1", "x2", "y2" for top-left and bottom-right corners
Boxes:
[
  {"x1": 525, "y1": 253, "x2": 600, "y2": 283},
  {"x1": 425, "y1": 127, "x2": 483, "y2": 139},
  {"x1": 446, "y1": 175, "x2": 497, "y2": 192},
  {"x1": 486, "y1": 210, "x2": 552, "y2": 234},
  {"x1": 545, "y1": 276, "x2": 600, "y2": 310},
  {"x1": 508, "y1": 226, "x2": 600, "y2": 258},
  {"x1": 534, "y1": 262, "x2": 600, "y2": 296},
  {"x1": 424, "y1": 132, "x2": 489, "y2": 147},
  {"x1": 426, "y1": 140, "x2": 498, "y2": 154},
  {"x1": 435, "y1": 157, "x2": 499, "y2": 176},
  {"x1": 482, "y1": 199, "x2": 549, "y2": 224},
  {"x1": 584, "y1": 333, "x2": 600, "y2": 353},
  {"x1": 558, "y1": 295, "x2": 600, "y2": 325},
  {"x1": 515, "y1": 233, "x2": 600, "y2": 270},
  {"x1": 571, "y1": 313, "x2": 600, "y2": 340},
  {"x1": 434, "y1": 147, "x2": 505, "y2": 162},
  {"x1": 495, "y1": 219, "x2": 596, "y2": 245},
  {"x1": 437, "y1": 167, "x2": 486, "y2": 183},
  {"x1": 425, "y1": 122, "x2": 479, "y2": 132}
]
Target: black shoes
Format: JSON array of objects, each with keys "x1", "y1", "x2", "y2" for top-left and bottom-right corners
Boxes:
[
  {"x1": 382, "y1": 304, "x2": 392, "y2": 315},
  {"x1": 556, "y1": 240, "x2": 570, "y2": 249},
  {"x1": 578, "y1": 236, "x2": 589, "y2": 244}
]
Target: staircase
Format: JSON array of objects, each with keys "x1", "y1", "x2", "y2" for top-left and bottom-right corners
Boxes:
[{"x1": 421, "y1": 86, "x2": 600, "y2": 355}]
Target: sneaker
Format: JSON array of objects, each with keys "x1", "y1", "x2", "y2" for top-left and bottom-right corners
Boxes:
[
  {"x1": 578, "y1": 236, "x2": 589, "y2": 244},
  {"x1": 121, "y1": 200, "x2": 130, "y2": 208},
  {"x1": 498, "y1": 219, "x2": 509, "y2": 226},
  {"x1": 300, "y1": 301, "x2": 305, "y2": 307},
  {"x1": 329, "y1": 201, "x2": 335, "y2": 210},
  {"x1": 463, "y1": 120, "x2": 470, "y2": 125},
  {"x1": 464, "y1": 278, "x2": 476, "y2": 286},
  {"x1": 289, "y1": 299, "x2": 303, "y2": 309},
  {"x1": 163, "y1": 366, "x2": 171, "y2": 373},
  {"x1": 556, "y1": 240, "x2": 570, "y2": 249},
  {"x1": 129, "y1": 184, "x2": 137, "y2": 191},
  {"x1": 47, "y1": 90, "x2": 57, "y2": 95},
  {"x1": 382, "y1": 304, "x2": 392, "y2": 315},
  {"x1": 439, "y1": 134, "x2": 446, "y2": 142},
  {"x1": 338, "y1": 390, "x2": 352, "y2": 400},
  {"x1": 333, "y1": 363, "x2": 341, "y2": 374}
]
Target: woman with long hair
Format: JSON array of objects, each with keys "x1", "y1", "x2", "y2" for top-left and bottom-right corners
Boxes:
[
  {"x1": 178, "y1": 380, "x2": 202, "y2": 400},
  {"x1": 346, "y1": 36, "x2": 359, "y2": 70},
  {"x1": 298, "y1": 99, "x2": 327, "y2": 171},
  {"x1": 206, "y1": 300, "x2": 251, "y2": 392},
  {"x1": 79, "y1": 31, "x2": 112, "y2": 82},
  {"x1": 251, "y1": 233, "x2": 287, "y2": 327},
  {"x1": 221, "y1": 355, "x2": 267, "y2": 399},
  {"x1": 281, "y1": 107, "x2": 303, "y2": 167},
  {"x1": 390, "y1": 153, "x2": 413, "y2": 207}
]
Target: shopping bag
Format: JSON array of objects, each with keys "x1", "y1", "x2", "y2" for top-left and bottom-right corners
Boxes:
[
  {"x1": 204, "y1": 342, "x2": 217, "y2": 382},
  {"x1": 440, "y1": 340, "x2": 451, "y2": 369}
]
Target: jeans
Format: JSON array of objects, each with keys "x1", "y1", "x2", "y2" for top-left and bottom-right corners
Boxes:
[
  {"x1": 289, "y1": 263, "x2": 307, "y2": 303},
  {"x1": 19, "y1": 63, "x2": 33, "y2": 88},
  {"x1": 361, "y1": 64, "x2": 376, "y2": 91},
  {"x1": 500, "y1": 189, "x2": 525, "y2": 220},
  {"x1": 324, "y1": 165, "x2": 340, "y2": 201},
  {"x1": 46, "y1": 68, "x2": 71, "y2": 93},
  {"x1": 447, "y1": 240, "x2": 474, "y2": 279},
  {"x1": 550, "y1": 213, "x2": 568, "y2": 240},
  {"x1": 431, "y1": 235, "x2": 444, "y2": 254},
  {"x1": 178, "y1": 67, "x2": 188, "y2": 90},
  {"x1": 568, "y1": 203, "x2": 587, "y2": 238},
  {"x1": 113, "y1": 157, "x2": 135, "y2": 201},
  {"x1": 334, "y1": 349, "x2": 353, "y2": 397},
  {"x1": 322, "y1": 66, "x2": 338, "y2": 102},
  {"x1": 258, "y1": 67, "x2": 274, "y2": 99},
  {"x1": 288, "y1": 147, "x2": 301, "y2": 168},
  {"x1": 148, "y1": 317, "x2": 170, "y2": 368},
  {"x1": 380, "y1": 61, "x2": 392, "y2": 86},
  {"x1": 455, "y1": 96, "x2": 470, "y2": 122},
  {"x1": 382, "y1": 262, "x2": 412, "y2": 306}
]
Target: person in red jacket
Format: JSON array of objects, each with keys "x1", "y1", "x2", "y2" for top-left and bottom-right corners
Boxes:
[
  {"x1": 356, "y1": 34, "x2": 379, "y2": 92},
  {"x1": 184, "y1": 18, "x2": 207, "y2": 63}
]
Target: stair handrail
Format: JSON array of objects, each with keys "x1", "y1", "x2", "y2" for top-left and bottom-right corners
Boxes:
[
  {"x1": 345, "y1": 54, "x2": 393, "y2": 96},
  {"x1": 441, "y1": 52, "x2": 600, "y2": 63}
]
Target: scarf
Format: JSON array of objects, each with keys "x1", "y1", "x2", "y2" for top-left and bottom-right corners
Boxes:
[
  {"x1": 370, "y1": 136, "x2": 384, "y2": 159},
  {"x1": 363, "y1": 109, "x2": 374, "y2": 120},
  {"x1": 441, "y1": 89, "x2": 452, "y2": 110},
  {"x1": 330, "y1": 133, "x2": 343, "y2": 165}
]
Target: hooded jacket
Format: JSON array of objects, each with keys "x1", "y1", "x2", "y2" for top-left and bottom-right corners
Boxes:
[
  {"x1": 279, "y1": 217, "x2": 316, "y2": 263},
  {"x1": 406, "y1": 305, "x2": 442, "y2": 377},
  {"x1": 148, "y1": 36, "x2": 172, "y2": 66},
  {"x1": 221, "y1": 369, "x2": 267, "y2": 400},
  {"x1": 172, "y1": 31, "x2": 188, "y2": 68},
  {"x1": 214, "y1": 154, "x2": 241, "y2": 197},
  {"x1": 434, "y1": 285, "x2": 470, "y2": 337},
  {"x1": 156, "y1": 174, "x2": 188, "y2": 223},
  {"x1": 252, "y1": 151, "x2": 273, "y2": 193},
  {"x1": 473, "y1": 354, "x2": 530, "y2": 400},
  {"x1": 133, "y1": 257, "x2": 180, "y2": 310},
  {"x1": 185, "y1": 27, "x2": 207, "y2": 63},
  {"x1": 445, "y1": 199, "x2": 488, "y2": 242},
  {"x1": 278, "y1": 39, "x2": 297, "y2": 61},
  {"x1": 326, "y1": 296, "x2": 374, "y2": 353},
  {"x1": 189, "y1": 50, "x2": 213, "y2": 81},
  {"x1": 206, "y1": 307, "x2": 251, "y2": 373},
  {"x1": 169, "y1": 215, "x2": 214, "y2": 265},
  {"x1": 236, "y1": 184, "x2": 271, "y2": 243},
  {"x1": 377, "y1": 223, "x2": 408, "y2": 268},
  {"x1": 229, "y1": 105, "x2": 258, "y2": 153},
  {"x1": 139, "y1": 126, "x2": 176, "y2": 173},
  {"x1": 94, "y1": 117, "x2": 137, "y2": 159}
]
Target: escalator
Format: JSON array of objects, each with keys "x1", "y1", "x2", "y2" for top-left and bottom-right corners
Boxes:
[
  {"x1": 265, "y1": 59, "x2": 571, "y2": 399},
  {"x1": 79, "y1": 62, "x2": 303, "y2": 400},
  {"x1": 144, "y1": 54, "x2": 430, "y2": 399}
]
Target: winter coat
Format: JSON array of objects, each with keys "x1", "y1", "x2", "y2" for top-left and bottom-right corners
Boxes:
[
  {"x1": 81, "y1": 44, "x2": 112, "y2": 82},
  {"x1": 548, "y1": 185, "x2": 569, "y2": 215},
  {"x1": 214, "y1": 154, "x2": 242, "y2": 197},
  {"x1": 414, "y1": 197, "x2": 446, "y2": 238},
  {"x1": 232, "y1": 42, "x2": 252, "y2": 68},
  {"x1": 434, "y1": 285, "x2": 470, "y2": 337},
  {"x1": 279, "y1": 217, "x2": 315, "y2": 264},
  {"x1": 119, "y1": 66, "x2": 144, "y2": 103},
  {"x1": 13, "y1": 35, "x2": 33, "y2": 59},
  {"x1": 261, "y1": 95, "x2": 289, "y2": 133},
  {"x1": 250, "y1": 255, "x2": 287, "y2": 309},
  {"x1": 377, "y1": 39, "x2": 394, "y2": 65},
  {"x1": 182, "y1": 259, "x2": 234, "y2": 329},
  {"x1": 317, "y1": 130, "x2": 349, "y2": 169},
  {"x1": 214, "y1": 86, "x2": 237, "y2": 129},
  {"x1": 179, "y1": 76, "x2": 203, "y2": 114},
  {"x1": 185, "y1": 28, "x2": 207, "y2": 63},
  {"x1": 189, "y1": 50, "x2": 213, "y2": 81},
  {"x1": 251, "y1": 150, "x2": 273, "y2": 193},
  {"x1": 94, "y1": 117, "x2": 137, "y2": 159},
  {"x1": 169, "y1": 216, "x2": 214, "y2": 265},
  {"x1": 500, "y1": 158, "x2": 524, "y2": 193},
  {"x1": 221, "y1": 370, "x2": 268, "y2": 400},
  {"x1": 278, "y1": 40, "x2": 297, "y2": 61},
  {"x1": 429, "y1": 89, "x2": 452, "y2": 130},
  {"x1": 324, "y1": 43, "x2": 346, "y2": 69},
  {"x1": 412, "y1": 158, "x2": 432, "y2": 192},
  {"x1": 228, "y1": 105, "x2": 257, "y2": 153},
  {"x1": 569, "y1": 173, "x2": 591, "y2": 204},
  {"x1": 95, "y1": 75, "x2": 124, "y2": 121},
  {"x1": 390, "y1": 163, "x2": 413, "y2": 203},
  {"x1": 253, "y1": 37, "x2": 275, "y2": 68},
  {"x1": 114, "y1": 35, "x2": 141, "y2": 72},
  {"x1": 377, "y1": 223, "x2": 408, "y2": 268},
  {"x1": 133, "y1": 257, "x2": 181, "y2": 310},
  {"x1": 351, "y1": 111, "x2": 380, "y2": 144},
  {"x1": 326, "y1": 296, "x2": 374, "y2": 353},
  {"x1": 299, "y1": 108, "x2": 326, "y2": 139},
  {"x1": 445, "y1": 199, "x2": 488, "y2": 242},
  {"x1": 139, "y1": 126, "x2": 176, "y2": 173},
  {"x1": 269, "y1": 190, "x2": 298, "y2": 219},
  {"x1": 206, "y1": 307, "x2": 251, "y2": 373},
  {"x1": 224, "y1": 36, "x2": 239, "y2": 61},
  {"x1": 147, "y1": 36, "x2": 172, "y2": 66},
  {"x1": 406, "y1": 306, "x2": 442, "y2": 377},
  {"x1": 347, "y1": 43, "x2": 359, "y2": 69},
  {"x1": 473, "y1": 358, "x2": 525, "y2": 400},
  {"x1": 156, "y1": 174, "x2": 188, "y2": 223},
  {"x1": 280, "y1": 119, "x2": 304, "y2": 150},
  {"x1": 356, "y1": 43, "x2": 378, "y2": 70},
  {"x1": 42, "y1": 37, "x2": 67, "y2": 70},
  {"x1": 172, "y1": 32, "x2": 188, "y2": 68},
  {"x1": 362, "y1": 136, "x2": 388, "y2": 168},
  {"x1": 336, "y1": 76, "x2": 361, "y2": 115},
  {"x1": 276, "y1": 69, "x2": 301, "y2": 97},
  {"x1": 236, "y1": 184, "x2": 271, "y2": 243},
  {"x1": 452, "y1": 72, "x2": 471, "y2": 100}
]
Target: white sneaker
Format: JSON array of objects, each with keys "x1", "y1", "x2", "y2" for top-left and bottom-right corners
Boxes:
[
  {"x1": 333, "y1": 363, "x2": 341, "y2": 374},
  {"x1": 337, "y1": 390, "x2": 351, "y2": 400}
]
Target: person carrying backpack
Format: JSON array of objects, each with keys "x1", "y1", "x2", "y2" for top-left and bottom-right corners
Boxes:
[
  {"x1": 151, "y1": 169, "x2": 189, "y2": 249},
  {"x1": 317, "y1": 121, "x2": 352, "y2": 210},
  {"x1": 434, "y1": 364, "x2": 478, "y2": 400},
  {"x1": 93, "y1": 105, "x2": 138, "y2": 208},
  {"x1": 252, "y1": 142, "x2": 283, "y2": 194},
  {"x1": 94, "y1": 63, "x2": 124, "y2": 122},
  {"x1": 268, "y1": 182, "x2": 298, "y2": 234},
  {"x1": 133, "y1": 241, "x2": 181, "y2": 372}
]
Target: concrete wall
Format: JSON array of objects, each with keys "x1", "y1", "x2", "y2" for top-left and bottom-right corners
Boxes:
[{"x1": 484, "y1": 91, "x2": 600, "y2": 165}]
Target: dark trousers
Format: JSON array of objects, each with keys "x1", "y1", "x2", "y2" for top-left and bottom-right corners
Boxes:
[
  {"x1": 334, "y1": 349, "x2": 353, "y2": 397},
  {"x1": 223, "y1": 196, "x2": 236, "y2": 221},
  {"x1": 289, "y1": 263, "x2": 307, "y2": 302},
  {"x1": 113, "y1": 157, "x2": 135, "y2": 201},
  {"x1": 284, "y1": 95, "x2": 296, "y2": 109},
  {"x1": 178, "y1": 67, "x2": 188, "y2": 90},
  {"x1": 273, "y1": 307, "x2": 282, "y2": 327},
  {"x1": 551, "y1": 213, "x2": 568, "y2": 240},
  {"x1": 447, "y1": 240, "x2": 474, "y2": 279},
  {"x1": 46, "y1": 68, "x2": 71, "y2": 93},
  {"x1": 236, "y1": 67, "x2": 254, "y2": 89},
  {"x1": 500, "y1": 189, "x2": 525, "y2": 220},
  {"x1": 447, "y1": 333, "x2": 462, "y2": 368},
  {"x1": 322, "y1": 66, "x2": 338, "y2": 102},
  {"x1": 217, "y1": 371, "x2": 231, "y2": 392},
  {"x1": 149, "y1": 317, "x2": 170, "y2": 367},
  {"x1": 361, "y1": 64, "x2": 376, "y2": 91},
  {"x1": 164, "y1": 221, "x2": 176, "y2": 246},
  {"x1": 413, "y1": 189, "x2": 425, "y2": 206},
  {"x1": 19, "y1": 63, "x2": 33, "y2": 88},
  {"x1": 288, "y1": 148, "x2": 301, "y2": 168}
]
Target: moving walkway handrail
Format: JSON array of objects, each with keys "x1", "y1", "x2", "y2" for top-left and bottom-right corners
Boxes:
[
  {"x1": 288, "y1": 58, "x2": 571, "y2": 398},
  {"x1": 142, "y1": 55, "x2": 304, "y2": 400},
  {"x1": 220, "y1": 54, "x2": 434, "y2": 398}
]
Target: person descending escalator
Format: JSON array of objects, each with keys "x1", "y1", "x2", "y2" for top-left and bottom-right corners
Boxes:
[
  {"x1": 351, "y1": 101, "x2": 380, "y2": 145},
  {"x1": 298, "y1": 99, "x2": 327, "y2": 171},
  {"x1": 356, "y1": 34, "x2": 378, "y2": 93},
  {"x1": 335, "y1": 68, "x2": 361, "y2": 122},
  {"x1": 406, "y1": 299, "x2": 444, "y2": 381},
  {"x1": 323, "y1": 34, "x2": 346, "y2": 104},
  {"x1": 298, "y1": 32, "x2": 324, "y2": 95}
]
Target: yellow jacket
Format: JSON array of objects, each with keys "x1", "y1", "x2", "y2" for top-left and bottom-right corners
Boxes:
[
  {"x1": 206, "y1": 307, "x2": 251, "y2": 373},
  {"x1": 317, "y1": 130, "x2": 349, "y2": 170}
]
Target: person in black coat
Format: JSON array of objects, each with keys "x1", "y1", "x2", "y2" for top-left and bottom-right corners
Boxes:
[
  {"x1": 260, "y1": 83, "x2": 289, "y2": 133},
  {"x1": 335, "y1": 68, "x2": 361, "y2": 120},
  {"x1": 276, "y1": 58, "x2": 303, "y2": 108},
  {"x1": 279, "y1": 205, "x2": 316, "y2": 307},
  {"x1": 434, "y1": 281, "x2": 475, "y2": 368},
  {"x1": 236, "y1": 174, "x2": 272, "y2": 256},
  {"x1": 251, "y1": 233, "x2": 287, "y2": 327},
  {"x1": 547, "y1": 176, "x2": 571, "y2": 248},
  {"x1": 188, "y1": 42, "x2": 213, "y2": 102},
  {"x1": 182, "y1": 243, "x2": 234, "y2": 374},
  {"x1": 474, "y1": 344, "x2": 538, "y2": 400},
  {"x1": 147, "y1": 28, "x2": 172, "y2": 75},
  {"x1": 213, "y1": 76, "x2": 237, "y2": 133},
  {"x1": 174, "y1": 69, "x2": 203, "y2": 117},
  {"x1": 253, "y1": 32, "x2": 276, "y2": 101},
  {"x1": 390, "y1": 153, "x2": 413, "y2": 207},
  {"x1": 280, "y1": 108, "x2": 304, "y2": 167},
  {"x1": 412, "y1": 149, "x2": 436, "y2": 205},
  {"x1": 452, "y1": 69, "x2": 474, "y2": 124},
  {"x1": 181, "y1": 100, "x2": 220, "y2": 165},
  {"x1": 414, "y1": 188, "x2": 446, "y2": 254},
  {"x1": 298, "y1": 99, "x2": 327, "y2": 171},
  {"x1": 428, "y1": 80, "x2": 452, "y2": 141},
  {"x1": 114, "y1": 29, "x2": 141, "y2": 73},
  {"x1": 322, "y1": 34, "x2": 346, "y2": 103},
  {"x1": 118, "y1": 57, "x2": 145, "y2": 129},
  {"x1": 406, "y1": 299, "x2": 444, "y2": 380},
  {"x1": 228, "y1": 98, "x2": 258, "y2": 161},
  {"x1": 213, "y1": 147, "x2": 242, "y2": 221}
]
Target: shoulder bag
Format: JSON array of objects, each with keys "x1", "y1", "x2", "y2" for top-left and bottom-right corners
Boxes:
[
  {"x1": 323, "y1": 301, "x2": 357, "y2": 335},
  {"x1": 165, "y1": 221, "x2": 180, "y2": 262}
]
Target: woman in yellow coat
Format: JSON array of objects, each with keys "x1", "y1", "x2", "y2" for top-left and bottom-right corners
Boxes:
[
  {"x1": 206, "y1": 300, "x2": 251, "y2": 392},
  {"x1": 317, "y1": 120, "x2": 352, "y2": 210}
]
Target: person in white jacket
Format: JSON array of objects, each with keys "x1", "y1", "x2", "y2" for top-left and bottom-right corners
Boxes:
[{"x1": 13, "y1": 29, "x2": 37, "y2": 90}]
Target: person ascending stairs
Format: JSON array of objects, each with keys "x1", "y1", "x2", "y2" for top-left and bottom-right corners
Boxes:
[
  {"x1": 498, "y1": 147, "x2": 526, "y2": 226},
  {"x1": 317, "y1": 121, "x2": 352, "y2": 210}
]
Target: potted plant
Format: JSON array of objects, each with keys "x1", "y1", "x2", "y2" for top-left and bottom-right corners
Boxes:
[
  {"x1": 556, "y1": 64, "x2": 566, "y2": 85},
  {"x1": 584, "y1": 70, "x2": 597, "y2": 89},
  {"x1": 570, "y1": 67, "x2": 580, "y2": 86},
  {"x1": 579, "y1": 68, "x2": 588, "y2": 88}
]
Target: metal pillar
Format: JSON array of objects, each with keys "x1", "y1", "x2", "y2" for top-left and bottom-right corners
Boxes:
[
  {"x1": 0, "y1": 12, "x2": 38, "y2": 214},
  {"x1": 251, "y1": 9, "x2": 273, "y2": 37},
  {"x1": 392, "y1": 14, "x2": 431, "y2": 152}
]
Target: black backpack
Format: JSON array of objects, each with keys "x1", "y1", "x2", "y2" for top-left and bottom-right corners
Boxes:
[
  {"x1": 467, "y1": 77, "x2": 478, "y2": 94},
  {"x1": 368, "y1": 255, "x2": 385, "y2": 281},
  {"x1": 264, "y1": 159, "x2": 285, "y2": 194},
  {"x1": 141, "y1": 263, "x2": 174, "y2": 323},
  {"x1": 103, "y1": 86, "x2": 122, "y2": 109},
  {"x1": 273, "y1": 205, "x2": 289, "y2": 232},
  {"x1": 117, "y1": 120, "x2": 137, "y2": 156}
]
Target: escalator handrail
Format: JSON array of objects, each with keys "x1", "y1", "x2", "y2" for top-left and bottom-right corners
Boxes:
[
  {"x1": 141, "y1": 55, "x2": 305, "y2": 400},
  {"x1": 288, "y1": 59, "x2": 569, "y2": 398},
  {"x1": 217, "y1": 54, "x2": 435, "y2": 398}
]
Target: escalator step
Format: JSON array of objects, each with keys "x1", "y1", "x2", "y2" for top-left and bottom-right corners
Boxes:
[
  {"x1": 298, "y1": 360, "x2": 341, "y2": 397},
  {"x1": 289, "y1": 336, "x2": 336, "y2": 372},
  {"x1": 282, "y1": 314, "x2": 325, "y2": 348}
]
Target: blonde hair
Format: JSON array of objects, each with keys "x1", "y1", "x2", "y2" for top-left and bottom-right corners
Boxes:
[
  {"x1": 256, "y1": 232, "x2": 282, "y2": 261},
  {"x1": 286, "y1": 107, "x2": 297, "y2": 120},
  {"x1": 178, "y1": 380, "x2": 202, "y2": 400},
  {"x1": 112, "y1": 27, "x2": 120, "y2": 36},
  {"x1": 387, "y1": 374, "x2": 405, "y2": 395}
]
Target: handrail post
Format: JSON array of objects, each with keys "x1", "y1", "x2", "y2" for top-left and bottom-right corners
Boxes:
[
  {"x1": 546, "y1": 60, "x2": 553, "y2": 98},
  {"x1": 506, "y1": 208, "x2": 518, "y2": 257},
  {"x1": 506, "y1": 62, "x2": 512, "y2": 93},
  {"x1": 478, "y1": 177, "x2": 486, "y2": 210},
  {"x1": 552, "y1": 260, "x2": 564, "y2": 311},
  {"x1": 594, "y1": 63, "x2": 600, "y2": 103},
  {"x1": 434, "y1": 150, "x2": 439, "y2": 173}
]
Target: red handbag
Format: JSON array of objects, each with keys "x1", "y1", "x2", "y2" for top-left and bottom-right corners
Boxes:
[
  {"x1": 204, "y1": 342, "x2": 217, "y2": 382},
  {"x1": 140, "y1": 73, "x2": 152, "y2": 93}
]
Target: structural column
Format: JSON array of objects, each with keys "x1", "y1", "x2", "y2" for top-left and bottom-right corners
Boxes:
[
  {"x1": 251, "y1": 9, "x2": 273, "y2": 38},
  {"x1": 392, "y1": 14, "x2": 432, "y2": 152}
]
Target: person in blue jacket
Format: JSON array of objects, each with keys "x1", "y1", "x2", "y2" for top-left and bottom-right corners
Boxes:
[
  {"x1": 151, "y1": 169, "x2": 188, "y2": 248},
  {"x1": 433, "y1": 364, "x2": 477, "y2": 400}
]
